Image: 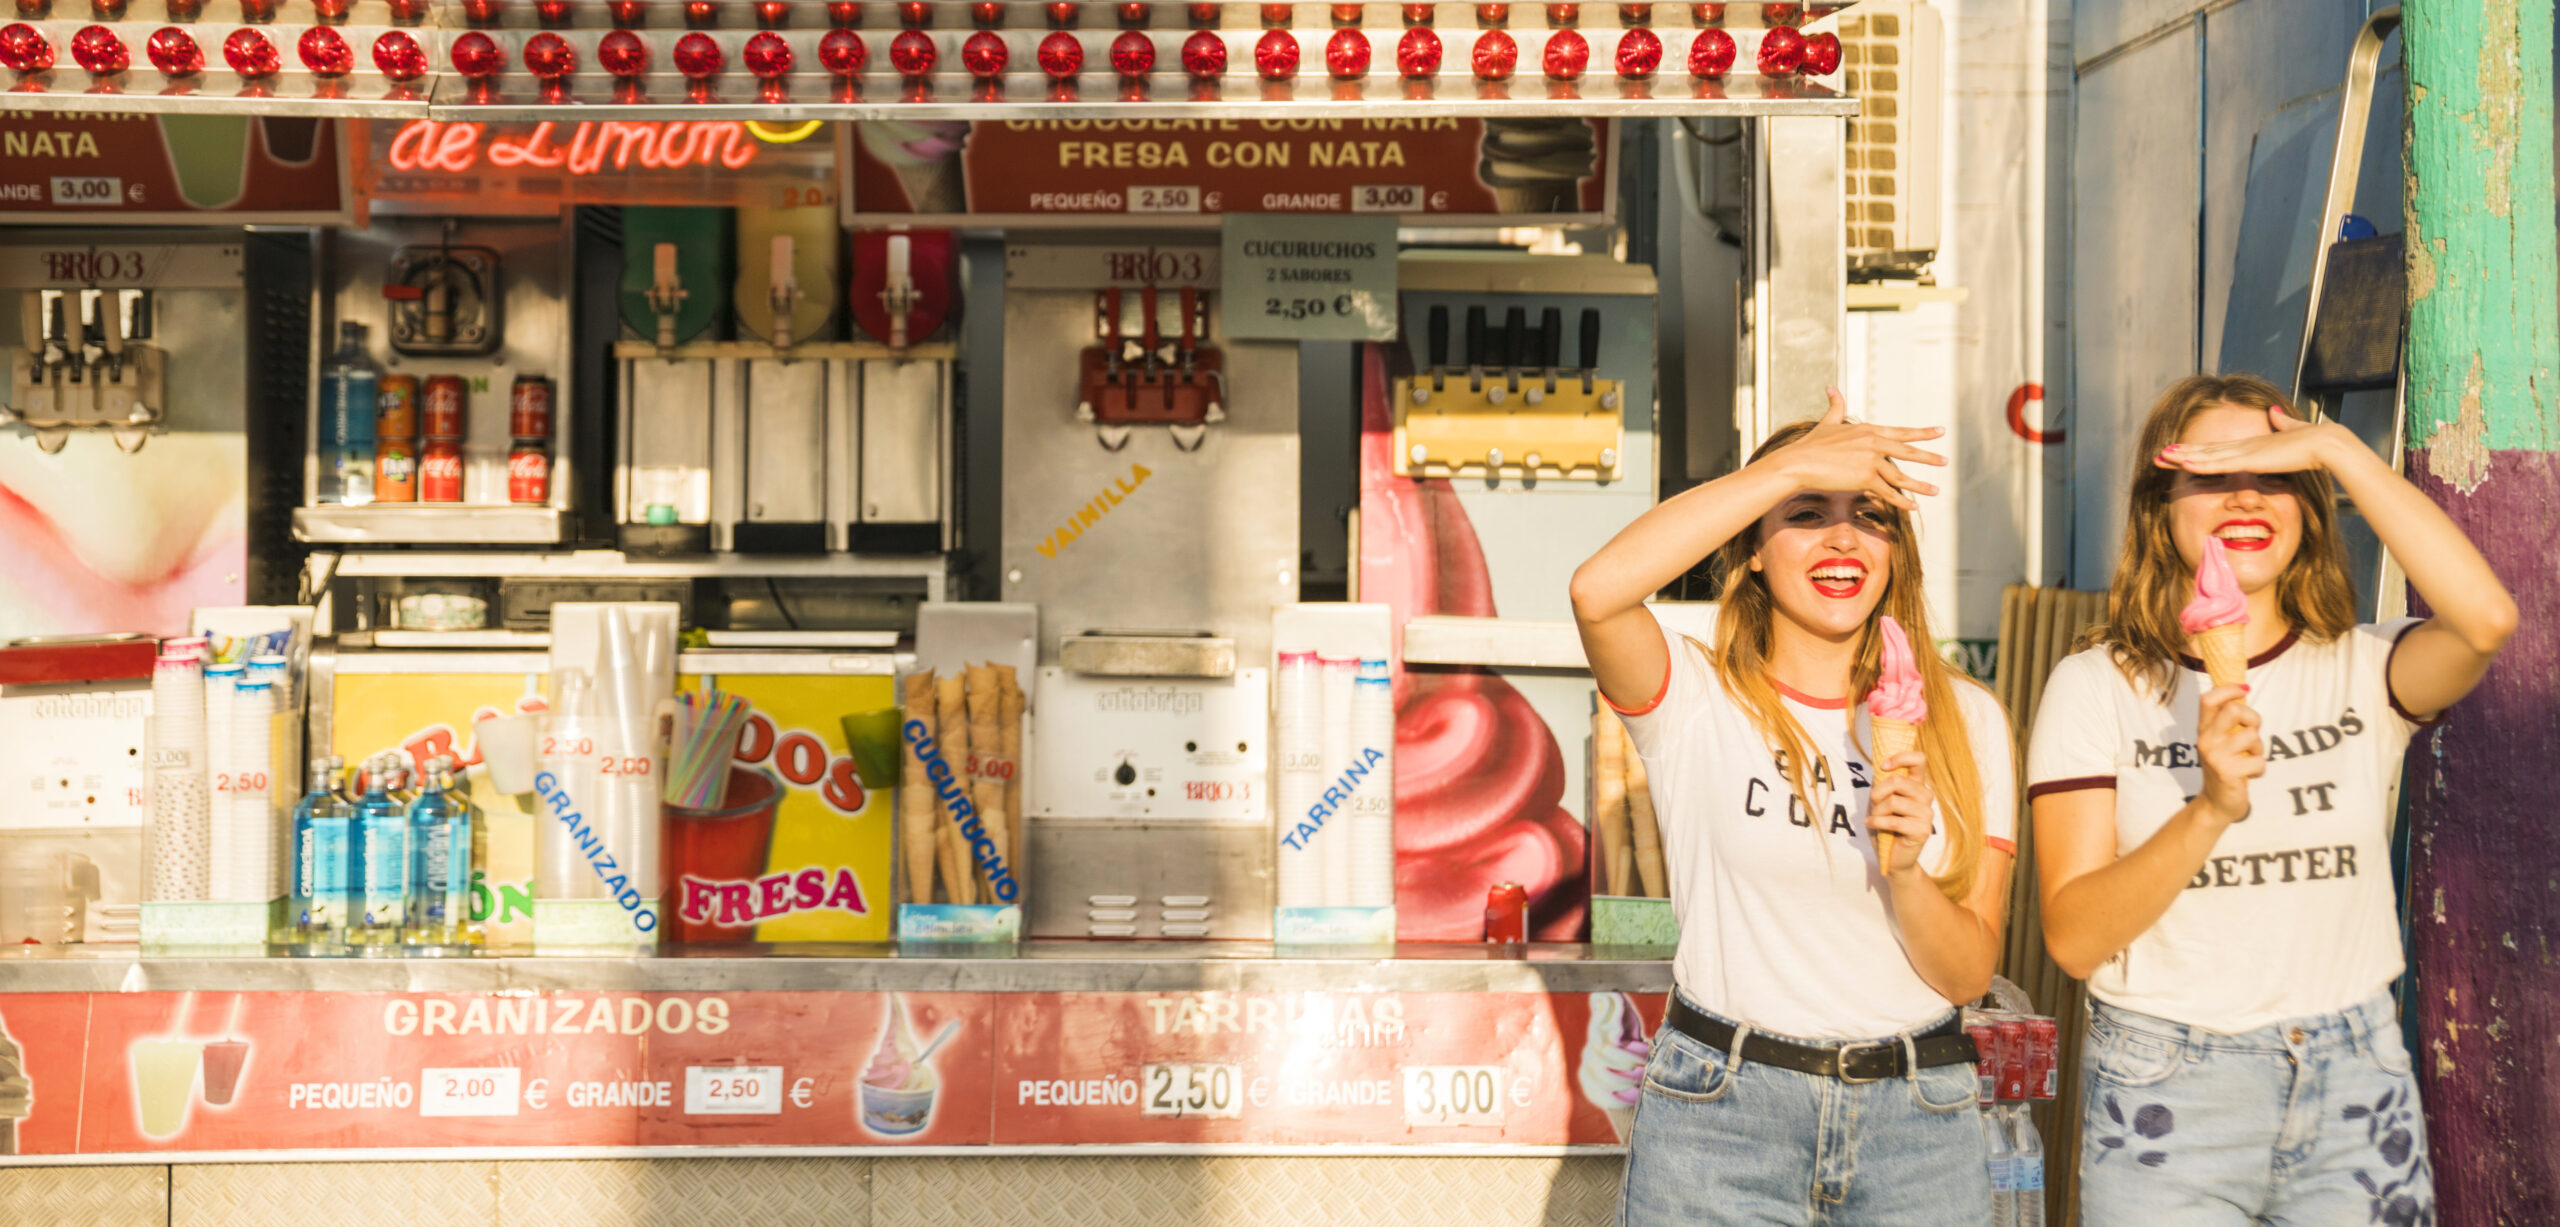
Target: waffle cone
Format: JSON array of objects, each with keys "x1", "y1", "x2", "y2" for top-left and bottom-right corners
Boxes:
[
  {"x1": 1870, "y1": 716, "x2": 1920, "y2": 771},
  {"x1": 2194, "y1": 623, "x2": 2249, "y2": 690},
  {"x1": 891, "y1": 160, "x2": 967, "y2": 215}
]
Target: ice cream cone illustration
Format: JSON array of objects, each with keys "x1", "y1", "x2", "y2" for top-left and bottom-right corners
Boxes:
[
  {"x1": 858, "y1": 121, "x2": 971, "y2": 214},
  {"x1": 0, "y1": 1014, "x2": 31, "y2": 1155},
  {"x1": 1866, "y1": 616, "x2": 1928, "y2": 862},
  {"x1": 2182, "y1": 537, "x2": 2250, "y2": 690},
  {"x1": 1476, "y1": 119, "x2": 1597, "y2": 214},
  {"x1": 1576, "y1": 992, "x2": 1649, "y2": 1142}
]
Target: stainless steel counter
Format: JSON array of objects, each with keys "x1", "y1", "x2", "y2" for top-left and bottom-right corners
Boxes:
[{"x1": 0, "y1": 941, "x2": 1671, "y2": 995}]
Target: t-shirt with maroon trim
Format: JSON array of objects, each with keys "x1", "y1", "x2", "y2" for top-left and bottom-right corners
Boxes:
[
  {"x1": 2024, "y1": 618, "x2": 2440, "y2": 1034},
  {"x1": 1610, "y1": 608, "x2": 2018, "y2": 1041}
]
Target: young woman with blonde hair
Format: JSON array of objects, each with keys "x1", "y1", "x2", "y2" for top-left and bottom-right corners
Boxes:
[
  {"x1": 2030, "y1": 373, "x2": 2515, "y2": 1225},
  {"x1": 1574, "y1": 392, "x2": 2015, "y2": 1224}
]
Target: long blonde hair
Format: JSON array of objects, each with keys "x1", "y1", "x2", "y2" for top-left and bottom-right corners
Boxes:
[
  {"x1": 1701, "y1": 419, "x2": 1996, "y2": 902},
  {"x1": 2081, "y1": 373, "x2": 2358, "y2": 697}
]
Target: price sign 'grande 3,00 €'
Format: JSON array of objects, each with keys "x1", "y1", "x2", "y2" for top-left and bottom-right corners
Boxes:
[{"x1": 1219, "y1": 214, "x2": 1399, "y2": 343}]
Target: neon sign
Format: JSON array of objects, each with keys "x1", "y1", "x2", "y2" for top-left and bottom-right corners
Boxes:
[{"x1": 386, "y1": 119, "x2": 763, "y2": 176}]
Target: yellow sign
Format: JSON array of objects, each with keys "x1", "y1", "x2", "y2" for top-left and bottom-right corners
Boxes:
[{"x1": 687, "y1": 672, "x2": 897, "y2": 943}]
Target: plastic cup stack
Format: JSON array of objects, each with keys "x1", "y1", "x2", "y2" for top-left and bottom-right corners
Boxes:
[
  {"x1": 1318, "y1": 656, "x2": 1359, "y2": 906},
  {"x1": 148, "y1": 651, "x2": 211, "y2": 902},
  {"x1": 202, "y1": 663, "x2": 240, "y2": 896},
  {"x1": 225, "y1": 679, "x2": 276, "y2": 903},
  {"x1": 1348, "y1": 666, "x2": 1397, "y2": 908},
  {"x1": 1274, "y1": 651, "x2": 1324, "y2": 909}
]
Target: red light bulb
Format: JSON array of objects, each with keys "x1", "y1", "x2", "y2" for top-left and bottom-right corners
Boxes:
[
  {"x1": 296, "y1": 24, "x2": 351, "y2": 74},
  {"x1": 1322, "y1": 26, "x2": 1363, "y2": 76},
  {"x1": 960, "y1": 28, "x2": 1004, "y2": 74},
  {"x1": 90, "y1": 0, "x2": 126, "y2": 18},
  {"x1": 1251, "y1": 28, "x2": 1293, "y2": 76},
  {"x1": 10, "y1": 0, "x2": 44, "y2": 17},
  {"x1": 1399, "y1": 1, "x2": 1427, "y2": 22},
  {"x1": 1255, "y1": 1, "x2": 1283, "y2": 23},
  {"x1": 888, "y1": 27, "x2": 933, "y2": 72},
  {"x1": 1688, "y1": 1, "x2": 1719, "y2": 19},
  {"x1": 71, "y1": 23, "x2": 126, "y2": 72},
  {"x1": 1185, "y1": 0, "x2": 1214, "y2": 24},
  {"x1": 1611, "y1": 25, "x2": 1656, "y2": 75},
  {"x1": 1618, "y1": 2, "x2": 1648, "y2": 23},
  {"x1": 1107, "y1": 27, "x2": 1149, "y2": 71},
  {"x1": 460, "y1": 0, "x2": 501, "y2": 24},
  {"x1": 1753, "y1": 22, "x2": 1799, "y2": 74},
  {"x1": 597, "y1": 27, "x2": 648, "y2": 72},
  {"x1": 236, "y1": 0, "x2": 275, "y2": 23},
  {"x1": 146, "y1": 25, "x2": 201, "y2": 72},
  {"x1": 818, "y1": 26, "x2": 865, "y2": 71},
  {"x1": 1115, "y1": 0, "x2": 1143, "y2": 23},
  {"x1": 523, "y1": 29, "x2": 574, "y2": 76},
  {"x1": 535, "y1": 0, "x2": 570, "y2": 24},
  {"x1": 445, "y1": 29, "x2": 501, "y2": 76},
  {"x1": 1685, "y1": 24, "x2": 1729, "y2": 74},
  {"x1": 311, "y1": 0, "x2": 349, "y2": 23},
  {"x1": 1393, "y1": 24, "x2": 1436, "y2": 73},
  {"x1": 744, "y1": 29, "x2": 791, "y2": 74},
  {"x1": 970, "y1": 0, "x2": 1001, "y2": 22},
  {"x1": 1759, "y1": 2, "x2": 1795, "y2": 22},
  {"x1": 1177, "y1": 27, "x2": 1220, "y2": 73},
  {"x1": 1035, "y1": 29, "x2": 1078, "y2": 75},
  {"x1": 827, "y1": 0, "x2": 858, "y2": 24},
  {"x1": 896, "y1": 0, "x2": 926, "y2": 24},
  {"x1": 1472, "y1": 3, "x2": 1503, "y2": 25},
  {"x1": 1797, "y1": 28, "x2": 1835, "y2": 75},
  {"x1": 370, "y1": 29, "x2": 424, "y2": 76},
  {"x1": 672, "y1": 30, "x2": 722, "y2": 75},
  {"x1": 1325, "y1": 0, "x2": 1355, "y2": 22},
  {"x1": 683, "y1": 0, "x2": 717, "y2": 24},
  {"x1": 609, "y1": 0, "x2": 645, "y2": 24},
  {"x1": 219, "y1": 26, "x2": 277, "y2": 75},
  {"x1": 1539, "y1": 25, "x2": 1580, "y2": 76},
  {"x1": 1045, "y1": 0, "x2": 1073, "y2": 23},
  {"x1": 163, "y1": 0, "x2": 198, "y2": 16},
  {"x1": 756, "y1": 0, "x2": 789, "y2": 23},
  {"x1": 1469, "y1": 26, "x2": 1512, "y2": 76},
  {"x1": 1542, "y1": 2, "x2": 1572, "y2": 25}
]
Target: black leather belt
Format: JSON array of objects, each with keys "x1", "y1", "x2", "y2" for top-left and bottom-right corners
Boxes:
[{"x1": 1664, "y1": 996, "x2": 1978, "y2": 1084}]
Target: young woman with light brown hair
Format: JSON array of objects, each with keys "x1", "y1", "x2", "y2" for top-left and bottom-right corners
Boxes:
[
  {"x1": 1574, "y1": 391, "x2": 2013, "y2": 1225},
  {"x1": 2030, "y1": 373, "x2": 2515, "y2": 1225}
]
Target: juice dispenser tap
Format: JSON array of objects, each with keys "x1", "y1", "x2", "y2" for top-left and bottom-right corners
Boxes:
[
  {"x1": 646, "y1": 242, "x2": 689, "y2": 350},
  {"x1": 765, "y1": 234, "x2": 804, "y2": 351},
  {"x1": 879, "y1": 234, "x2": 918, "y2": 349}
]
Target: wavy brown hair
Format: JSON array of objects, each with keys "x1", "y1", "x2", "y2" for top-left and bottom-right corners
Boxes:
[
  {"x1": 1688, "y1": 419, "x2": 2000, "y2": 903},
  {"x1": 2080, "y1": 373, "x2": 2358, "y2": 697}
]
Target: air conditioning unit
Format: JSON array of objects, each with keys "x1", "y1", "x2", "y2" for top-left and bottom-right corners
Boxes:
[{"x1": 1829, "y1": 0, "x2": 1945, "y2": 272}]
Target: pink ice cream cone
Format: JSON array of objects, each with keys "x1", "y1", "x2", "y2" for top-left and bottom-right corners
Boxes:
[
  {"x1": 2180, "y1": 537, "x2": 2251, "y2": 690},
  {"x1": 1867, "y1": 616, "x2": 1927, "y2": 860}
]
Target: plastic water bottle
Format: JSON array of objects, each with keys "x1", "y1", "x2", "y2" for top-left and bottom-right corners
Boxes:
[
  {"x1": 405, "y1": 756, "x2": 468, "y2": 948},
  {"x1": 2010, "y1": 1104, "x2": 2046, "y2": 1227},
  {"x1": 354, "y1": 757, "x2": 409, "y2": 948},
  {"x1": 317, "y1": 322, "x2": 380, "y2": 505},
  {"x1": 289, "y1": 758, "x2": 354, "y2": 947},
  {"x1": 1985, "y1": 1103, "x2": 2018, "y2": 1227}
]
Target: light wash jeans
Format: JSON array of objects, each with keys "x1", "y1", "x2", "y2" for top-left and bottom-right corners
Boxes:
[
  {"x1": 2078, "y1": 993, "x2": 2434, "y2": 1227},
  {"x1": 1618, "y1": 994, "x2": 1993, "y2": 1226}
]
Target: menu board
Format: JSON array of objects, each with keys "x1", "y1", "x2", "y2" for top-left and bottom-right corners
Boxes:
[
  {"x1": 0, "y1": 989, "x2": 1663, "y2": 1156},
  {"x1": 0, "y1": 112, "x2": 351, "y2": 224}
]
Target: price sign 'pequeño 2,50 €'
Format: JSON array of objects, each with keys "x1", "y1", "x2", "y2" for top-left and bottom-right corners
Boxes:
[{"x1": 1218, "y1": 214, "x2": 1399, "y2": 343}]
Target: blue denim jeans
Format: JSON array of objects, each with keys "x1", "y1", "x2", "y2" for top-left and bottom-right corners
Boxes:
[
  {"x1": 1618, "y1": 995, "x2": 1993, "y2": 1226},
  {"x1": 2078, "y1": 993, "x2": 2434, "y2": 1227}
]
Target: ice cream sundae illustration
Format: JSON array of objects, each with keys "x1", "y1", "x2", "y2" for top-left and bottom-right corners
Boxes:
[
  {"x1": 858, "y1": 121, "x2": 972, "y2": 214},
  {"x1": 1576, "y1": 991, "x2": 1649, "y2": 1142},
  {"x1": 859, "y1": 993, "x2": 956, "y2": 1137}
]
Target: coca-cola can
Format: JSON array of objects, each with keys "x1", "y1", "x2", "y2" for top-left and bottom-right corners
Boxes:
[
  {"x1": 1964, "y1": 1020, "x2": 2000, "y2": 1106},
  {"x1": 1483, "y1": 881, "x2": 1528, "y2": 944},
  {"x1": 509, "y1": 373, "x2": 553, "y2": 440},
  {"x1": 423, "y1": 374, "x2": 467, "y2": 439},
  {"x1": 2025, "y1": 1016, "x2": 2060, "y2": 1100},
  {"x1": 508, "y1": 442, "x2": 550, "y2": 504},
  {"x1": 419, "y1": 439, "x2": 463, "y2": 503},
  {"x1": 1994, "y1": 1018, "x2": 2029, "y2": 1101}
]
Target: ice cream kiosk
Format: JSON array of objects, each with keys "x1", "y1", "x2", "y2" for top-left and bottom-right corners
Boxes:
[{"x1": 0, "y1": 0, "x2": 1994, "y2": 1216}]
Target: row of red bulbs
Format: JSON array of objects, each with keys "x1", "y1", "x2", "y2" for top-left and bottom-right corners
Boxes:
[
  {"x1": 4, "y1": 0, "x2": 1835, "y2": 30},
  {"x1": 0, "y1": 17, "x2": 1832, "y2": 80}
]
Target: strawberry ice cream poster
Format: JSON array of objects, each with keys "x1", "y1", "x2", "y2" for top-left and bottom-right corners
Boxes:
[{"x1": 1559, "y1": 991, "x2": 1667, "y2": 1146}]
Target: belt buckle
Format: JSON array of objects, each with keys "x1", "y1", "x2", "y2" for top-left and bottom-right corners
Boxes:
[{"x1": 1834, "y1": 1040, "x2": 1891, "y2": 1084}]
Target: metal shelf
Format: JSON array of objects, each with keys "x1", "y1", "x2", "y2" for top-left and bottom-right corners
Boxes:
[
  {"x1": 294, "y1": 505, "x2": 567, "y2": 545},
  {"x1": 326, "y1": 547, "x2": 950, "y2": 583}
]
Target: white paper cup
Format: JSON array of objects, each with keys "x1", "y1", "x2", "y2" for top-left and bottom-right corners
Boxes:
[{"x1": 476, "y1": 713, "x2": 541, "y2": 795}]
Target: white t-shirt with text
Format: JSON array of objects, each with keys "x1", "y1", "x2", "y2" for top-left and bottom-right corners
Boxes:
[
  {"x1": 1614, "y1": 611, "x2": 2018, "y2": 1041},
  {"x1": 2025, "y1": 621, "x2": 2433, "y2": 1034}
]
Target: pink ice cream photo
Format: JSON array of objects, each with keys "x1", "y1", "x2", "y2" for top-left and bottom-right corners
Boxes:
[{"x1": 1867, "y1": 616, "x2": 1927, "y2": 858}]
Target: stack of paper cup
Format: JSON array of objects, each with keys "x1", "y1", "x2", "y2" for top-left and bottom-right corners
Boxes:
[
  {"x1": 1274, "y1": 651, "x2": 1324, "y2": 909},
  {"x1": 1348, "y1": 670, "x2": 1397, "y2": 908},
  {"x1": 202, "y1": 664, "x2": 239, "y2": 898},
  {"x1": 1319, "y1": 656, "x2": 1358, "y2": 906},
  {"x1": 147, "y1": 653, "x2": 210, "y2": 902},
  {"x1": 225, "y1": 680, "x2": 276, "y2": 903}
]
